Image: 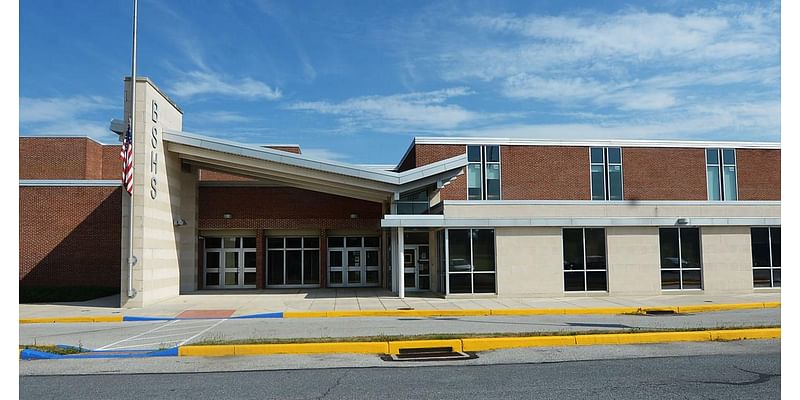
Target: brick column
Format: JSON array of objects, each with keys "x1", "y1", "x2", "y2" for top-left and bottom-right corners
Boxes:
[
  {"x1": 320, "y1": 229, "x2": 328, "y2": 288},
  {"x1": 256, "y1": 229, "x2": 265, "y2": 289}
]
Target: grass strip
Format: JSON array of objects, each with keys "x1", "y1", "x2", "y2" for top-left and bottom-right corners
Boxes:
[
  {"x1": 20, "y1": 345, "x2": 88, "y2": 355},
  {"x1": 192, "y1": 324, "x2": 780, "y2": 346}
]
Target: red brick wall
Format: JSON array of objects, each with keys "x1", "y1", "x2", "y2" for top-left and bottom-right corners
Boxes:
[
  {"x1": 623, "y1": 147, "x2": 707, "y2": 200},
  {"x1": 20, "y1": 138, "x2": 90, "y2": 179},
  {"x1": 85, "y1": 140, "x2": 103, "y2": 179},
  {"x1": 101, "y1": 145, "x2": 122, "y2": 180},
  {"x1": 415, "y1": 144, "x2": 467, "y2": 200},
  {"x1": 199, "y1": 186, "x2": 383, "y2": 229},
  {"x1": 501, "y1": 146, "x2": 590, "y2": 200},
  {"x1": 737, "y1": 149, "x2": 781, "y2": 200},
  {"x1": 19, "y1": 186, "x2": 121, "y2": 288}
]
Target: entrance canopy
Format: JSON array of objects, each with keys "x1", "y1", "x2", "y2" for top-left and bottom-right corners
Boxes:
[{"x1": 163, "y1": 130, "x2": 467, "y2": 203}]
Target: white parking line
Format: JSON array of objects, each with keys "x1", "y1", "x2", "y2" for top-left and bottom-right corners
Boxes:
[
  {"x1": 96, "y1": 320, "x2": 179, "y2": 350},
  {"x1": 177, "y1": 319, "x2": 226, "y2": 346},
  {"x1": 96, "y1": 319, "x2": 227, "y2": 351}
]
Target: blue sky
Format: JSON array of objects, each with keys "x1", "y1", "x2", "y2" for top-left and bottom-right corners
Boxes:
[{"x1": 20, "y1": 0, "x2": 780, "y2": 164}]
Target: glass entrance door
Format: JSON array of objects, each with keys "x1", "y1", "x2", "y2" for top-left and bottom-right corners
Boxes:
[
  {"x1": 404, "y1": 245, "x2": 430, "y2": 291},
  {"x1": 328, "y1": 236, "x2": 380, "y2": 287},
  {"x1": 204, "y1": 236, "x2": 257, "y2": 289}
]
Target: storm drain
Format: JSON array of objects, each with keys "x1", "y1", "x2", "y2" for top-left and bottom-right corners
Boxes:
[
  {"x1": 381, "y1": 347, "x2": 477, "y2": 362},
  {"x1": 643, "y1": 309, "x2": 680, "y2": 316}
]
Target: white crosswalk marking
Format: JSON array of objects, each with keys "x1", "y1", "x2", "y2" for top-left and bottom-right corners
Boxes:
[{"x1": 96, "y1": 319, "x2": 226, "y2": 351}]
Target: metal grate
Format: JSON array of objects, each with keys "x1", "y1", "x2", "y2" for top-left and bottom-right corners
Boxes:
[{"x1": 381, "y1": 347, "x2": 477, "y2": 362}]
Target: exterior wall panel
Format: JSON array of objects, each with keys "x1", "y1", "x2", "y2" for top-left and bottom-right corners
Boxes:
[
  {"x1": 495, "y1": 227, "x2": 563, "y2": 297},
  {"x1": 199, "y1": 186, "x2": 383, "y2": 230},
  {"x1": 737, "y1": 149, "x2": 781, "y2": 200},
  {"x1": 19, "y1": 186, "x2": 122, "y2": 288},
  {"x1": 606, "y1": 226, "x2": 661, "y2": 295},
  {"x1": 700, "y1": 226, "x2": 754, "y2": 293},
  {"x1": 501, "y1": 146, "x2": 590, "y2": 200},
  {"x1": 622, "y1": 147, "x2": 707, "y2": 200}
]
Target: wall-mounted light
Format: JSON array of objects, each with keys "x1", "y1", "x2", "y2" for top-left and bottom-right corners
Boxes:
[
  {"x1": 350, "y1": 213, "x2": 359, "y2": 219},
  {"x1": 676, "y1": 218, "x2": 689, "y2": 225},
  {"x1": 223, "y1": 213, "x2": 233, "y2": 219},
  {"x1": 174, "y1": 218, "x2": 186, "y2": 226}
]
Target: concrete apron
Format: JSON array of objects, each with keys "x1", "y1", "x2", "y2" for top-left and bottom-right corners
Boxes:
[{"x1": 19, "y1": 290, "x2": 781, "y2": 320}]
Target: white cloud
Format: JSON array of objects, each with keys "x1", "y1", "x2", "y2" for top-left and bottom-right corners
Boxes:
[
  {"x1": 300, "y1": 148, "x2": 350, "y2": 162},
  {"x1": 288, "y1": 87, "x2": 477, "y2": 130},
  {"x1": 19, "y1": 96, "x2": 119, "y2": 142},
  {"x1": 20, "y1": 96, "x2": 115, "y2": 123},
  {"x1": 169, "y1": 71, "x2": 282, "y2": 100},
  {"x1": 193, "y1": 111, "x2": 253, "y2": 123}
]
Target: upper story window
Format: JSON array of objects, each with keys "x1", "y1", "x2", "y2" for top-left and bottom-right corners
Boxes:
[
  {"x1": 396, "y1": 189, "x2": 429, "y2": 215},
  {"x1": 706, "y1": 148, "x2": 737, "y2": 201},
  {"x1": 590, "y1": 147, "x2": 623, "y2": 200},
  {"x1": 467, "y1": 145, "x2": 501, "y2": 200}
]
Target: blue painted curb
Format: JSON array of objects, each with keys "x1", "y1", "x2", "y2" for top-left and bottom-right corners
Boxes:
[
  {"x1": 20, "y1": 346, "x2": 180, "y2": 360},
  {"x1": 231, "y1": 312, "x2": 283, "y2": 319},
  {"x1": 123, "y1": 316, "x2": 175, "y2": 322}
]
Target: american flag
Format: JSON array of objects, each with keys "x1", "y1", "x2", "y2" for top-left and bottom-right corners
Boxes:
[{"x1": 120, "y1": 124, "x2": 134, "y2": 195}]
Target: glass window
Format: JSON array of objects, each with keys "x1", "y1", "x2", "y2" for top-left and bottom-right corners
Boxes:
[
  {"x1": 590, "y1": 147, "x2": 604, "y2": 164},
  {"x1": 328, "y1": 237, "x2": 344, "y2": 248},
  {"x1": 304, "y1": 250, "x2": 320, "y2": 284},
  {"x1": 485, "y1": 145, "x2": 500, "y2": 162},
  {"x1": 467, "y1": 164, "x2": 482, "y2": 200},
  {"x1": 267, "y1": 237, "x2": 283, "y2": 248},
  {"x1": 659, "y1": 228, "x2": 702, "y2": 290},
  {"x1": 304, "y1": 237, "x2": 319, "y2": 248},
  {"x1": 242, "y1": 237, "x2": 257, "y2": 248},
  {"x1": 563, "y1": 228, "x2": 607, "y2": 292},
  {"x1": 206, "y1": 252, "x2": 220, "y2": 269},
  {"x1": 445, "y1": 229, "x2": 496, "y2": 294},
  {"x1": 205, "y1": 237, "x2": 222, "y2": 249},
  {"x1": 285, "y1": 250, "x2": 302, "y2": 284},
  {"x1": 707, "y1": 148, "x2": 737, "y2": 201},
  {"x1": 466, "y1": 145, "x2": 501, "y2": 200},
  {"x1": 364, "y1": 236, "x2": 380, "y2": 247},
  {"x1": 467, "y1": 145, "x2": 481, "y2": 162},
  {"x1": 448, "y1": 229, "x2": 471, "y2": 272},
  {"x1": 751, "y1": 227, "x2": 780, "y2": 288},
  {"x1": 590, "y1": 147, "x2": 623, "y2": 200},
  {"x1": 346, "y1": 237, "x2": 362, "y2": 248},
  {"x1": 286, "y1": 237, "x2": 302, "y2": 248},
  {"x1": 267, "y1": 250, "x2": 283, "y2": 285}
]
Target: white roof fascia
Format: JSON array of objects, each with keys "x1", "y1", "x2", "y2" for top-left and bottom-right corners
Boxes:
[
  {"x1": 380, "y1": 215, "x2": 781, "y2": 228},
  {"x1": 163, "y1": 130, "x2": 466, "y2": 188},
  {"x1": 20, "y1": 179, "x2": 120, "y2": 187},
  {"x1": 413, "y1": 137, "x2": 780, "y2": 150},
  {"x1": 443, "y1": 200, "x2": 781, "y2": 206}
]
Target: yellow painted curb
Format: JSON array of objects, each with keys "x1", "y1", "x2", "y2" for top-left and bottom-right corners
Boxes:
[
  {"x1": 283, "y1": 311, "x2": 328, "y2": 318},
  {"x1": 490, "y1": 308, "x2": 567, "y2": 316},
  {"x1": 563, "y1": 307, "x2": 639, "y2": 315},
  {"x1": 179, "y1": 345, "x2": 236, "y2": 357},
  {"x1": 574, "y1": 331, "x2": 713, "y2": 345},
  {"x1": 763, "y1": 302, "x2": 781, "y2": 309},
  {"x1": 19, "y1": 316, "x2": 123, "y2": 324},
  {"x1": 709, "y1": 328, "x2": 780, "y2": 341},
  {"x1": 462, "y1": 335, "x2": 576, "y2": 352},
  {"x1": 388, "y1": 339, "x2": 463, "y2": 354},
  {"x1": 175, "y1": 328, "x2": 780, "y2": 357}
]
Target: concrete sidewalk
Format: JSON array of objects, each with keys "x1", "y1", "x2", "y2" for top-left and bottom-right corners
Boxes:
[{"x1": 19, "y1": 289, "x2": 781, "y2": 319}]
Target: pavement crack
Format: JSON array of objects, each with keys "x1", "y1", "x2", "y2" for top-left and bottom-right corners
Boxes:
[
  {"x1": 691, "y1": 366, "x2": 780, "y2": 386},
  {"x1": 314, "y1": 369, "x2": 348, "y2": 400}
]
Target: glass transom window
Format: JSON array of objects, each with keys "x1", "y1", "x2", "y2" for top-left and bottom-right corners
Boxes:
[
  {"x1": 590, "y1": 147, "x2": 623, "y2": 200},
  {"x1": 706, "y1": 148, "x2": 737, "y2": 201},
  {"x1": 466, "y1": 145, "x2": 501, "y2": 200}
]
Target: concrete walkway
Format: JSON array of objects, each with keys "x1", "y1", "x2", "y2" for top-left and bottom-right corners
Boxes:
[{"x1": 19, "y1": 289, "x2": 781, "y2": 319}]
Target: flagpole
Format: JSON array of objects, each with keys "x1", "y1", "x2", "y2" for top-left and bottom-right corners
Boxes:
[{"x1": 127, "y1": 0, "x2": 138, "y2": 299}]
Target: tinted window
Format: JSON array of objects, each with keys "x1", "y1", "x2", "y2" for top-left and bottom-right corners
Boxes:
[
  {"x1": 267, "y1": 238, "x2": 284, "y2": 248},
  {"x1": 485, "y1": 145, "x2": 500, "y2": 162},
  {"x1": 680, "y1": 228, "x2": 701, "y2": 269},
  {"x1": 706, "y1": 149, "x2": 719, "y2": 164},
  {"x1": 771, "y1": 228, "x2": 780, "y2": 267},
  {"x1": 607, "y1": 147, "x2": 621, "y2": 164},
  {"x1": 659, "y1": 228, "x2": 680, "y2": 268},
  {"x1": 608, "y1": 165, "x2": 622, "y2": 200},
  {"x1": 563, "y1": 229, "x2": 584, "y2": 271},
  {"x1": 448, "y1": 229, "x2": 471, "y2": 272},
  {"x1": 584, "y1": 228, "x2": 606, "y2": 270},
  {"x1": 205, "y1": 237, "x2": 222, "y2": 248},
  {"x1": 472, "y1": 229, "x2": 495, "y2": 271},
  {"x1": 590, "y1": 147, "x2": 604, "y2": 164},
  {"x1": 750, "y1": 228, "x2": 771, "y2": 268},
  {"x1": 591, "y1": 165, "x2": 605, "y2": 200},
  {"x1": 242, "y1": 237, "x2": 257, "y2": 248},
  {"x1": 304, "y1": 237, "x2": 319, "y2": 248},
  {"x1": 467, "y1": 145, "x2": 481, "y2": 162},
  {"x1": 328, "y1": 237, "x2": 344, "y2": 248},
  {"x1": 722, "y1": 149, "x2": 735, "y2": 164}
]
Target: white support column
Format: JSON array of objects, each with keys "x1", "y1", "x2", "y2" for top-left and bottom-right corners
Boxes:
[
  {"x1": 397, "y1": 226, "x2": 405, "y2": 299},
  {"x1": 391, "y1": 228, "x2": 398, "y2": 293}
]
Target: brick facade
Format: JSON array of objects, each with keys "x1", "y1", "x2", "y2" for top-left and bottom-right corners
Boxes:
[
  {"x1": 737, "y1": 149, "x2": 781, "y2": 200},
  {"x1": 501, "y1": 145, "x2": 590, "y2": 200},
  {"x1": 413, "y1": 144, "x2": 467, "y2": 200},
  {"x1": 622, "y1": 147, "x2": 708, "y2": 200},
  {"x1": 198, "y1": 186, "x2": 383, "y2": 230},
  {"x1": 19, "y1": 186, "x2": 121, "y2": 288}
]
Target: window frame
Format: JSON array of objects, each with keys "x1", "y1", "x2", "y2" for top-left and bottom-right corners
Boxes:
[
  {"x1": 327, "y1": 236, "x2": 381, "y2": 288},
  {"x1": 751, "y1": 226, "x2": 780, "y2": 289},
  {"x1": 589, "y1": 147, "x2": 623, "y2": 201},
  {"x1": 444, "y1": 228, "x2": 497, "y2": 295},
  {"x1": 466, "y1": 145, "x2": 502, "y2": 201},
  {"x1": 706, "y1": 148, "x2": 738, "y2": 201},
  {"x1": 561, "y1": 227, "x2": 609, "y2": 292},
  {"x1": 204, "y1": 235, "x2": 257, "y2": 289},
  {"x1": 266, "y1": 236, "x2": 321, "y2": 288},
  {"x1": 659, "y1": 227, "x2": 704, "y2": 291}
]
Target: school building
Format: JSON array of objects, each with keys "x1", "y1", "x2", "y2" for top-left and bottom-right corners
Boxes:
[{"x1": 19, "y1": 78, "x2": 781, "y2": 308}]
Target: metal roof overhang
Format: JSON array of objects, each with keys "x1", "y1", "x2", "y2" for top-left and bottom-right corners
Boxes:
[{"x1": 163, "y1": 130, "x2": 467, "y2": 203}]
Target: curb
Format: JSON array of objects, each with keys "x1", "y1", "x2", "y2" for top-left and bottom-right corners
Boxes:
[
  {"x1": 20, "y1": 328, "x2": 780, "y2": 360},
  {"x1": 19, "y1": 302, "x2": 780, "y2": 324}
]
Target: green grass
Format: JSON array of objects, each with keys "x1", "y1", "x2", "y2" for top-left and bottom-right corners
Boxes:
[
  {"x1": 191, "y1": 325, "x2": 780, "y2": 346},
  {"x1": 20, "y1": 345, "x2": 88, "y2": 355},
  {"x1": 19, "y1": 286, "x2": 118, "y2": 303}
]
